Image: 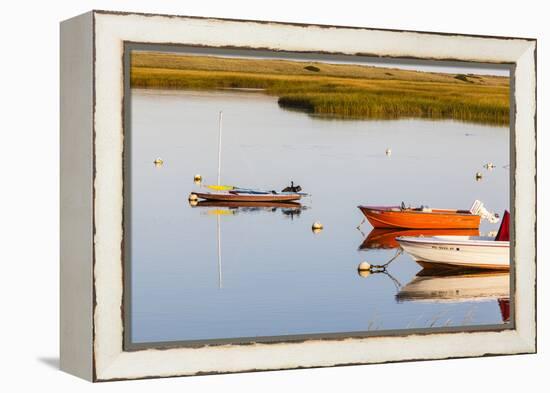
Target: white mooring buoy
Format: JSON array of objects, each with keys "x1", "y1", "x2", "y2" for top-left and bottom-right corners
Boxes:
[
  {"x1": 385, "y1": 148, "x2": 392, "y2": 157},
  {"x1": 312, "y1": 222, "x2": 324, "y2": 233},
  {"x1": 358, "y1": 261, "x2": 372, "y2": 278},
  {"x1": 358, "y1": 261, "x2": 371, "y2": 271}
]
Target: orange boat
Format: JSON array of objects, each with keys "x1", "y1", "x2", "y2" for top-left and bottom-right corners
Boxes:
[
  {"x1": 358, "y1": 205, "x2": 481, "y2": 229},
  {"x1": 359, "y1": 228, "x2": 480, "y2": 250}
]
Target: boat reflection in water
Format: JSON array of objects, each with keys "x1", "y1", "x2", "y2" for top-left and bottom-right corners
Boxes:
[
  {"x1": 359, "y1": 228, "x2": 480, "y2": 250},
  {"x1": 498, "y1": 298, "x2": 510, "y2": 322},
  {"x1": 397, "y1": 269, "x2": 510, "y2": 323},
  {"x1": 189, "y1": 200, "x2": 306, "y2": 289},
  {"x1": 191, "y1": 200, "x2": 305, "y2": 219}
]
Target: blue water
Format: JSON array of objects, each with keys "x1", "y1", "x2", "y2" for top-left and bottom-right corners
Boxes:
[{"x1": 129, "y1": 89, "x2": 510, "y2": 344}]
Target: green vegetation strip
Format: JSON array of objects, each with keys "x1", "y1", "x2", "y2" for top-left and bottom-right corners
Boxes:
[{"x1": 131, "y1": 52, "x2": 510, "y2": 125}]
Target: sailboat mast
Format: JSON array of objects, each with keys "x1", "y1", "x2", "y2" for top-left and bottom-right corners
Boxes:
[
  {"x1": 217, "y1": 111, "x2": 223, "y2": 186},
  {"x1": 217, "y1": 111, "x2": 223, "y2": 289}
]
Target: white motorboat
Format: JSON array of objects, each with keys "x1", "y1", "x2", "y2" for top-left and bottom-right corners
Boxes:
[
  {"x1": 396, "y1": 235, "x2": 509, "y2": 270},
  {"x1": 396, "y1": 210, "x2": 510, "y2": 270}
]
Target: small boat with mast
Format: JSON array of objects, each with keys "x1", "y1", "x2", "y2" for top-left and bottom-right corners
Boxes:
[{"x1": 191, "y1": 111, "x2": 306, "y2": 203}]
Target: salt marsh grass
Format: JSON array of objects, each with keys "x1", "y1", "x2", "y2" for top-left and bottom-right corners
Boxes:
[{"x1": 131, "y1": 52, "x2": 510, "y2": 125}]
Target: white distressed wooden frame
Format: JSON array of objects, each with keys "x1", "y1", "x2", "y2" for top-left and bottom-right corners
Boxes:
[{"x1": 60, "y1": 10, "x2": 536, "y2": 382}]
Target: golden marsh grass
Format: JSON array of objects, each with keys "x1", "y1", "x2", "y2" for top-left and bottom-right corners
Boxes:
[{"x1": 131, "y1": 52, "x2": 510, "y2": 125}]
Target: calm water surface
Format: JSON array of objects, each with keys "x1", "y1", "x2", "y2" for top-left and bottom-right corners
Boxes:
[{"x1": 130, "y1": 89, "x2": 510, "y2": 344}]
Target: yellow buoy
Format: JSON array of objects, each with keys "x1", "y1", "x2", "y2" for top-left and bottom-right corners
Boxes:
[
  {"x1": 194, "y1": 174, "x2": 202, "y2": 184},
  {"x1": 188, "y1": 193, "x2": 199, "y2": 202},
  {"x1": 312, "y1": 222, "x2": 324, "y2": 232},
  {"x1": 475, "y1": 172, "x2": 483, "y2": 181},
  {"x1": 153, "y1": 158, "x2": 164, "y2": 166}
]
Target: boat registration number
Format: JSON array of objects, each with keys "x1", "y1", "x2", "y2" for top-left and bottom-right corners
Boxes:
[{"x1": 431, "y1": 246, "x2": 460, "y2": 251}]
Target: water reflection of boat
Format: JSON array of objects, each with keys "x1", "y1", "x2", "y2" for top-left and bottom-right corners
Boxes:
[
  {"x1": 197, "y1": 192, "x2": 306, "y2": 290},
  {"x1": 359, "y1": 228, "x2": 480, "y2": 250},
  {"x1": 396, "y1": 270, "x2": 509, "y2": 303},
  {"x1": 192, "y1": 200, "x2": 305, "y2": 218},
  {"x1": 498, "y1": 298, "x2": 510, "y2": 322}
]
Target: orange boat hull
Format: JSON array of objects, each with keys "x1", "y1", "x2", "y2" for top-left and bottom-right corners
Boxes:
[{"x1": 358, "y1": 206, "x2": 480, "y2": 229}]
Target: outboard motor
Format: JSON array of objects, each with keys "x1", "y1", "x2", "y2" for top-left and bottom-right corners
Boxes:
[
  {"x1": 470, "y1": 200, "x2": 500, "y2": 223},
  {"x1": 282, "y1": 181, "x2": 302, "y2": 193}
]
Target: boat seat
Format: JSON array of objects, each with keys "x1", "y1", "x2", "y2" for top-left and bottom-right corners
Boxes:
[{"x1": 412, "y1": 206, "x2": 432, "y2": 212}]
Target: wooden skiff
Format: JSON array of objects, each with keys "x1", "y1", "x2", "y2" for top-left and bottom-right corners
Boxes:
[
  {"x1": 194, "y1": 200, "x2": 302, "y2": 209},
  {"x1": 358, "y1": 205, "x2": 481, "y2": 229},
  {"x1": 193, "y1": 192, "x2": 302, "y2": 203}
]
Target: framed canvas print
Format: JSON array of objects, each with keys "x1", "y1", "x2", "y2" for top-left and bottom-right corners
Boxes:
[{"x1": 60, "y1": 10, "x2": 536, "y2": 382}]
